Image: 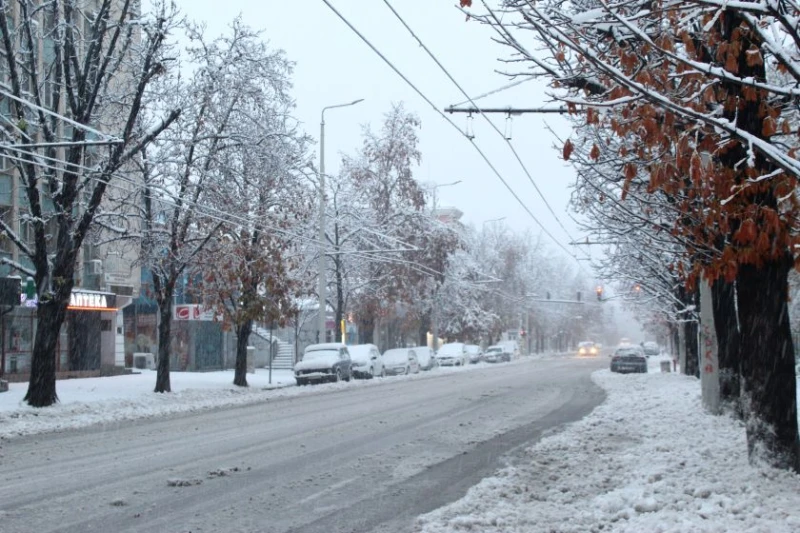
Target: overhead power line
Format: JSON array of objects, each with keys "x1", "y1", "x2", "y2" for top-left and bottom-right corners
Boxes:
[
  {"x1": 319, "y1": 0, "x2": 583, "y2": 264},
  {"x1": 380, "y1": 0, "x2": 590, "y2": 262},
  {"x1": 449, "y1": 76, "x2": 536, "y2": 108}
]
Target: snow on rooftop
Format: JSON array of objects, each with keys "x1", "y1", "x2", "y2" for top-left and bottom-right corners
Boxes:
[{"x1": 416, "y1": 356, "x2": 800, "y2": 533}]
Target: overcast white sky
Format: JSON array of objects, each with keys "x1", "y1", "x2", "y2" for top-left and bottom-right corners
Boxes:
[{"x1": 164, "y1": 0, "x2": 588, "y2": 259}]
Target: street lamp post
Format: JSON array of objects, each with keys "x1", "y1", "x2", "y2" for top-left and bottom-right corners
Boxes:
[
  {"x1": 426, "y1": 180, "x2": 462, "y2": 353},
  {"x1": 318, "y1": 99, "x2": 363, "y2": 344}
]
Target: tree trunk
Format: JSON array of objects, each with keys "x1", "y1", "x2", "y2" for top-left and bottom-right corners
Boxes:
[
  {"x1": 359, "y1": 317, "x2": 375, "y2": 344},
  {"x1": 233, "y1": 320, "x2": 253, "y2": 387},
  {"x1": 333, "y1": 255, "x2": 344, "y2": 338},
  {"x1": 24, "y1": 296, "x2": 70, "y2": 407},
  {"x1": 712, "y1": 278, "x2": 741, "y2": 415},
  {"x1": 418, "y1": 311, "x2": 430, "y2": 347},
  {"x1": 684, "y1": 317, "x2": 699, "y2": 378},
  {"x1": 155, "y1": 300, "x2": 173, "y2": 393},
  {"x1": 737, "y1": 255, "x2": 800, "y2": 471},
  {"x1": 672, "y1": 324, "x2": 679, "y2": 359}
]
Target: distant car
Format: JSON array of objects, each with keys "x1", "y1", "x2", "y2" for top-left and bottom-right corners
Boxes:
[
  {"x1": 642, "y1": 342, "x2": 660, "y2": 357},
  {"x1": 578, "y1": 341, "x2": 599, "y2": 357},
  {"x1": 610, "y1": 346, "x2": 647, "y2": 374},
  {"x1": 483, "y1": 345, "x2": 511, "y2": 363},
  {"x1": 382, "y1": 348, "x2": 420, "y2": 376},
  {"x1": 294, "y1": 343, "x2": 353, "y2": 385},
  {"x1": 413, "y1": 346, "x2": 437, "y2": 371},
  {"x1": 347, "y1": 344, "x2": 385, "y2": 378},
  {"x1": 465, "y1": 344, "x2": 483, "y2": 364},
  {"x1": 436, "y1": 343, "x2": 468, "y2": 366}
]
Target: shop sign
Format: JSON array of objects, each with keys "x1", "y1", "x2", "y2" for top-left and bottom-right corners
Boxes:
[
  {"x1": 68, "y1": 291, "x2": 117, "y2": 310},
  {"x1": 173, "y1": 304, "x2": 217, "y2": 321}
]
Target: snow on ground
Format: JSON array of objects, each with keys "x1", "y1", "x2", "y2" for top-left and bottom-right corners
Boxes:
[
  {"x1": 415, "y1": 356, "x2": 800, "y2": 533},
  {"x1": 0, "y1": 352, "x2": 566, "y2": 439}
]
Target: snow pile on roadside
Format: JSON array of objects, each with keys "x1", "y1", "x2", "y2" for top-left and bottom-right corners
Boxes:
[{"x1": 416, "y1": 364, "x2": 800, "y2": 533}]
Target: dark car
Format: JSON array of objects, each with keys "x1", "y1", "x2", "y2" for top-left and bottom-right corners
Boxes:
[
  {"x1": 610, "y1": 346, "x2": 648, "y2": 374},
  {"x1": 294, "y1": 343, "x2": 353, "y2": 385}
]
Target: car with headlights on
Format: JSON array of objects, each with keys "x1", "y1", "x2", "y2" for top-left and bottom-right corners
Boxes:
[
  {"x1": 610, "y1": 345, "x2": 647, "y2": 374},
  {"x1": 294, "y1": 343, "x2": 353, "y2": 385},
  {"x1": 436, "y1": 342, "x2": 468, "y2": 366},
  {"x1": 482, "y1": 345, "x2": 511, "y2": 363},
  {"x1": 577, "y1": 341, "x2": 599, "y2": 357},
  {"x1": 347, "y1": 343, "x2": 385, "y2": 378},
  {"x1": 381, "y1": 348, "x2": 420, "y2": 376}
]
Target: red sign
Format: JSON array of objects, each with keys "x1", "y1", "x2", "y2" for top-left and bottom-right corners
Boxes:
[{"x1": 173, "y1": 304, "x2": 216, "y2": 321}]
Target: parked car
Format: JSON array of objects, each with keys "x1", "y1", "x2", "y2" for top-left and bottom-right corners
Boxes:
[
  {"x1": 294, "y1": 343, "x2": 353, "y2": 385},
  {"x1": 382, "y1": 348, "x2": 420, "y2": 376},
  {"x1": 578, "y1": 341, "x2": 599, "y2": 357},
  {"x1": 347, "y1": 344, "x2": 385, "y2": 379},
  {"x1": 436, "y1": 343, "x2": 468, "y2": 366},
  {"x1": 465, "y1": 344, "x2": 483, "y2": 364},
  {"x1": 642, "y1": 341, "x2": 660, "y2": 357},
  {"x1": 610, "y1": 345, "x2": 648, "y2": 374},
  {"x1": 413, "y1": 346, "x2": 437, "y2": 371},
  {"x1": 483, "y1": 345, "x2": 511, "y2": 363},
  {"x1": 499, "y1": 340, "x2": 520, "y2": 358}
]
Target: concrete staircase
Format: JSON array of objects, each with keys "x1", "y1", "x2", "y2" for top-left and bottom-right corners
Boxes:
[{"x1": 252, "y1": 326, "x2": 296, "y2": 370}]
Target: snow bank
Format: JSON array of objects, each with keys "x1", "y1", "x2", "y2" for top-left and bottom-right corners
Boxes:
[{"x1": 416, "y1": 358, "x2": 800, "y2": 533}]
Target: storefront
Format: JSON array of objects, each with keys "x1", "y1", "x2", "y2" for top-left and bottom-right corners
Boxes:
[{"x1": 1, "y1": 289, "x2": 118, "y2": 377}]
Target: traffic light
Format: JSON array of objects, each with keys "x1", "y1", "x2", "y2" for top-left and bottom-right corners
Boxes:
[
  {"x1": 546, "y1": 291, "x2": 551, "y2": 300},
  {"x1": 634, "y1": 283, "x2": 642, "y2": 296},
  {"x1": 595, "y1": 285, "x2": 603, "y2": 301},
  {"x1": 577, "y1": 291, "x2": 582, "y2": 302}
]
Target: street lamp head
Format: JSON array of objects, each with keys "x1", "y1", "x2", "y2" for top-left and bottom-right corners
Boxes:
[{"x1": 350, "y1": 98, "x2": 365, "y2": 105}]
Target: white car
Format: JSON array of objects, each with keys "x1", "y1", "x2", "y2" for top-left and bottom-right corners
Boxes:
[
  {"x1": 483, "y1": 345, "x2": 511, "y2": 363},
  {"x1": 465, "y1": 344, "x2": 483, "y2": 364},
  {"x1": 413, "y1": 346, "x2": 437, "y2": 371},
  {"x1": 436, "y1": 343, "x2": 467, "y2": 366},
  {"x1": 499, "y1": 340, "x2": 520, "y2": 359},
  {"x1": 347, "y1": 344, "x2": 385, "y2": 378},
  {"x1": 382, "y1": 348, "x2": 420, "y2": 376},
  {"x1": 294, "y1": 343, "x2": 353, "y2": 385}
]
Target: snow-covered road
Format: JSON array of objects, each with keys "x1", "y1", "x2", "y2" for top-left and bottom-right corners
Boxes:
[{"x1": 0, "y1": 356, "x2": 605, "y2": 533}]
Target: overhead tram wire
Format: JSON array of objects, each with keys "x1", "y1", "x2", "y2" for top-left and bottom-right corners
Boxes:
[
  {"x1": 381, "y1": 0, "x2": 590, "y2": 263},
  {"x1": 449, "y1": 76, "x2": 536, "y2": 109},
  {"x1": 319, "y1": 0, "x2": 582, "y2": 262}
]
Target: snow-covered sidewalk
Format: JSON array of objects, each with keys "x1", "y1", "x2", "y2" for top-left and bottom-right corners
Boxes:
[
  {"x1": 0, "y1": 368, "x2": 302, "y2": 438},
  {"x1": 415, "y1": 357, "x2": 800, "y2": 533}
]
